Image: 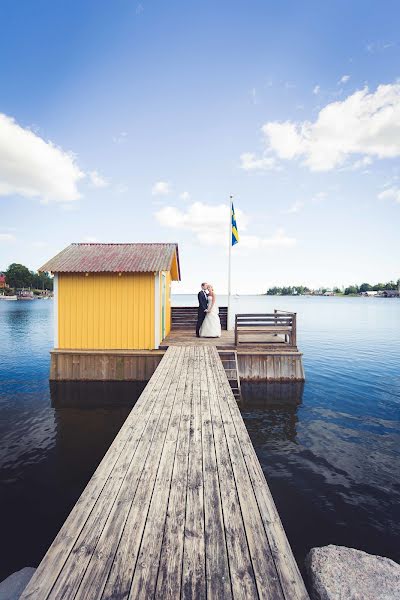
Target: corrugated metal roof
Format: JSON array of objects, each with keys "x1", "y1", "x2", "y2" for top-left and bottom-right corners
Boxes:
[{"x1": 39, "y1": 243, "x2": 180, "y2": 278}]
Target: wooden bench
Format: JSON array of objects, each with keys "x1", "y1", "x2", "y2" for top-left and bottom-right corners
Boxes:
[
  {"x1": 171, "y1": 306, "x2": 228, "y2": 330},
  {"x1": 235, "y1": 311, "x2": 297, "y2": 347}
]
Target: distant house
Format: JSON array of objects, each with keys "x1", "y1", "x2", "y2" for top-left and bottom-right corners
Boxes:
[
  {"x1": 323, "y1": 290, "x2": 335, "y2": 296},
  {"x1": 380, "y1": 290, "x2": 399, "y2": 298},
  {"x1": 360, "y1": 290, "x2": 379, "y2": 297},
  {"x1": 0, "y1": 274, "x2": 6, "y2": 289},
  {"x1": 39, "y1": 243, "x2": 181, "y2": 350}
]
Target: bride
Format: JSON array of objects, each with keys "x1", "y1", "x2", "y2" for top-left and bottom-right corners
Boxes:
[{"x1": 200, "y1": 284, "x2": 221, "y2": 338}]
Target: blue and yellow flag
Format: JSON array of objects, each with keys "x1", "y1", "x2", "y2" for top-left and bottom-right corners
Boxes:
[{"x1": 231, "y1": 202, "x2": 239, "y2": 246}]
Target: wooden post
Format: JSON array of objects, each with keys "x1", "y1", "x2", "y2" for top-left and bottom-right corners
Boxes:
[
  {"x1": 292, "y1": 313, "x2": 297, "y2": 347},
  {"x1": 234, "y1": 314, "x2": 238, "y2": 346}
]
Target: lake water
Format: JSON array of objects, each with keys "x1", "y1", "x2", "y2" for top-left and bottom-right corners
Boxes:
[{"x1": 0, "y1": 295, "x2": 399, "y2": 582}]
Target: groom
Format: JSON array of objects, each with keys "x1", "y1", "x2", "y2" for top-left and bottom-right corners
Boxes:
[{"x1": 196, "y1": 282, "x2": 209, "y2": 337}]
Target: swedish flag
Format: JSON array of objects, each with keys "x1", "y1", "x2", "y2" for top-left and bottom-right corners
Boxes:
[{"x1": 231, "y1": 202, "x2": 239, "y2": 246}]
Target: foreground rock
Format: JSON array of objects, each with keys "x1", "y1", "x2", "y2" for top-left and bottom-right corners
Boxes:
[
  {"x1": 0, "y1": 568, "x2": 36, "y2": 600},
  {"x1": 306, "y1": 545, "x2": 400, "y2": 600}
]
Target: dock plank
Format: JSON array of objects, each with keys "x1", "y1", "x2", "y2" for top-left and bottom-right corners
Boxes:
[
  {"x1": 181, "y1": 347, "x2": 206, "y2": 600},
  {"x1": 155, "y1": 347, "x2": 194, "y2": 599},
  {"x1": 21, "y1": 345, "x2": 308, "y2": 600},
  {"x1": 199, "y1": 347, "x2": 232, "y2": 599}
]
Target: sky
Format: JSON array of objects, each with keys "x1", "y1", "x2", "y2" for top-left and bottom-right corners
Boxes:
[{"x1": 0, "y1": 0, "x2": 399, "y2": 293}]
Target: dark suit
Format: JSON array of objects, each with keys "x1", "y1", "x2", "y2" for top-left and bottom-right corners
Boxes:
[{"x1": 196, "y1": 290, "x2": 208, "y2": 336}]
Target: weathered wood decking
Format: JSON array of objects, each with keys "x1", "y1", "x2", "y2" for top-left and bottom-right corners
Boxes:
[{"x1": 22, "y1": 346, "x2": 309, "y2": 599}]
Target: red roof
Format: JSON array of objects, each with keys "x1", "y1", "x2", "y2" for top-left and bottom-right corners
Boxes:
[
  {"x1": 0, "y1": 275, "x2": 5, "y2": 283},
  {"x1": 39, "y1": 243, "x2": 180, "y2": 279}
]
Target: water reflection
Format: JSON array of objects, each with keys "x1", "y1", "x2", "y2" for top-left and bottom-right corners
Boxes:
[
  {"x1": 50, "y1": 380, "x2": 147, "y2": 408},
  {"x1": 0, "y1": 380, "x2": 143, "y2": 582},
  {"x1": 241, "y1": 381, "x2": 304, "y2": 407}
]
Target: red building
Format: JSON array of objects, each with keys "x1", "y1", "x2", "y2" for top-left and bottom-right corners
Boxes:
[{"x1": 0, "y1": 274, "x2": 6, "y2": 289}]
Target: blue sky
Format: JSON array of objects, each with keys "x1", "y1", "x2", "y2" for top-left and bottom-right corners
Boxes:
[{"x1": 0, "y1": 0, "x2": 399, "y2": 292}]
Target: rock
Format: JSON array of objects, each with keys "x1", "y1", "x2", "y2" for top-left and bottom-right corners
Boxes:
[
  {"x1": 0, "y1": 568, "x2": 36, "y2": 600},
  {"x1": 305, "y1": 545, "x2": 400, "y2": 600}
]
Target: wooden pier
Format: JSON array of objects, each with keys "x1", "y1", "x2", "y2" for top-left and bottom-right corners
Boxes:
[{"x1": 22, "y1": 346, "x2": 308, "y2": 600}]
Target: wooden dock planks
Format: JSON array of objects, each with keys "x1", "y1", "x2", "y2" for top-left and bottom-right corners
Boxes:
[{"x1": 21, "y1": 346, "x2": 309, "y2": 600}]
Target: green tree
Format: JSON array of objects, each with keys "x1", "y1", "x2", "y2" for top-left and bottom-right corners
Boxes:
[
  {"x1": 32, "y1": 271, "x2": 53, "y2": 291},
  {"x1": 344, "y1": 285, "x2": 359, "y2": 295},
  {"x1": 359, "y1": 283, "x2": 372, "y2": 292},
  {"x1": 5, "y1": 263, "x2": 33, "y2": 289}
]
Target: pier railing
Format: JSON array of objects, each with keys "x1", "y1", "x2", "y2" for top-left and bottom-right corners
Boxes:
[
  {"x1": 171, "y1": 306, "x2": 228, "y2": 330},
  {"x1": 235, "y1": 311, "x2": 297, "y2": 347}
]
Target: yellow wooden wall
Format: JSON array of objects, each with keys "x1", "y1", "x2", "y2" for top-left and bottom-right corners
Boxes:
[
  {"x1": 165, "y1": 270, "x2": 172, "y2": 336},
  {"x1": 158, "y1": 271, "x2": 172, "y2": 342},
  {"x1": 58, "y1": 272, "x2": 155, "y2": 350}
]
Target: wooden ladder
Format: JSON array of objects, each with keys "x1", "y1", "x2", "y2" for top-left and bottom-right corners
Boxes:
[{"x1": 218, "y1": 350, "x2": 241, "y2": 401}]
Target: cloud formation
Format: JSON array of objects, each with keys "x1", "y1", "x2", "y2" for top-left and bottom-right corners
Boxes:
[
  {"x1": 240, "y1": 152, "x2": 279, "y2": 171},
  {"x1": 88, "y1": 170, "x2": 109, "y2": 188},
  {"x1": 151, "y1": 180, "x2": 171, "y2": 196},
  {"x1": 155, "y1": 201, "x2": 296, "y2": 249},
  {"x1": 284, "y1": 201, "x2": 304, "y2": 214},
  {"x1": 0, "y1": 113, "x2": 84, "y2": 202},
  {"x1": 0, "y1": 233, "x2": 16, "y2": 242},
  {"x1": 378, "y1": 187, "x2": 400, "y2": 204},
  {"x1": 245, "y1": 83, "x2": 400, "y2": 172}
]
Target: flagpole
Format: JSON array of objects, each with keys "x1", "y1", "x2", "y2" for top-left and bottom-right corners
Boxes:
[{"x1": 228, "y1": 195, "x2": 232, "y2": 330}]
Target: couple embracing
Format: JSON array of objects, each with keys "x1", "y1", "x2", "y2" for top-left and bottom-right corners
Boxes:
[{"x1": 196, "y1": 282, "x2": 221, "y2": 338}]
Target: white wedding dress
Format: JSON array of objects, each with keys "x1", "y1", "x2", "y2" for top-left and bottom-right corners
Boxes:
[{"x1": 200, "y1": 296, "x2": 221, "y2": 338}]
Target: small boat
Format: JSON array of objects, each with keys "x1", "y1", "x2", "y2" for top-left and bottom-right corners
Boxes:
[
  {"x1": 0, "y1": 295, "x2": 17, "y2": 301},
  {"x1": 17, "y1": 290, "x2": 35, "y2": 300}
]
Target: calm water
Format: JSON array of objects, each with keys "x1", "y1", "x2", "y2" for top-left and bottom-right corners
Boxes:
[{"x1": 0, "y1": 296, "x2": 399, "y2": 582}]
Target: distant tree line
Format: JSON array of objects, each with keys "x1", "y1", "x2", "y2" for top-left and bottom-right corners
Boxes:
[
  {"x1": 266, "y1": 285, "x2": 312, "y2": 296},
  {"x1": 344, "y1": 281, "x2": 400, "y2": 295},
  {"x1": 3, "y1": 263, "x2": 53, "y2": 291},
  {"x1": 265, "y1": 280, "x2": 400, "y2": 296}
]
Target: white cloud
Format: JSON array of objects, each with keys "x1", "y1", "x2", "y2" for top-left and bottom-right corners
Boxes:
[
  {"x1": 378, "y1": 187, "x2": 400, "y2": 204},
  {"x1": 313, "y1": 85, "x2": 320, "y2": 95},
  {"x1": 0, "y1": 113, "x2": 84, "y2": 202},
  {"x1": 155, "y1": 201, "x2": 296, "y2": 250},
  {"x1": 112, "y1": 131, "x2": 128, "y2": 144},
  {"x1": 366, "y1": 41, "x2": 395, "y2": 54},
  {"x1": 240, "y1": 152, "x2": 279, "y2": 171},
  {"x1": 240, "y1": 229, "x2": 296, "y2": 249},
  {"x1": 180, "y1": 191, "x2": 191, "y2": 201},
  {"x1": 151, "y1": 181, "x2": 171, "y2": 196},
  {"x1": 258, "y1": 83, "x2": 400, "y2": 171},
  {"x1": 0, "y1": 233, "x2": 16, "y2": 242},
  {"x1": 349, "y1": 156, "x2": 373, "y2": 170},
  {"x1": 155, "y1": 202, "x2": 246, "y2": 246},
  {"x1": 284, "y1": 201, "x2": 304, "y2": 214},
  {"x1": 312, "y1": 192, "x2": 327, "y2": 203},
  {"x1": 88, "y1": 170, "x2": 109, "y2": 188},
  {"x1": 339, "y1": 75, "x2": 350, "y2": 84}
]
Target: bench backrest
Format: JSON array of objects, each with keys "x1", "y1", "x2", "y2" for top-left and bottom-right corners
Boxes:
[{"x1": 235, "y1": 313, "x2": 294, "y2": 327}]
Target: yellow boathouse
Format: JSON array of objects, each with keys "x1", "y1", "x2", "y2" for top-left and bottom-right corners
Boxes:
[{"x1": 40, "y1": 243, "x2": 181, "y2": 351}]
